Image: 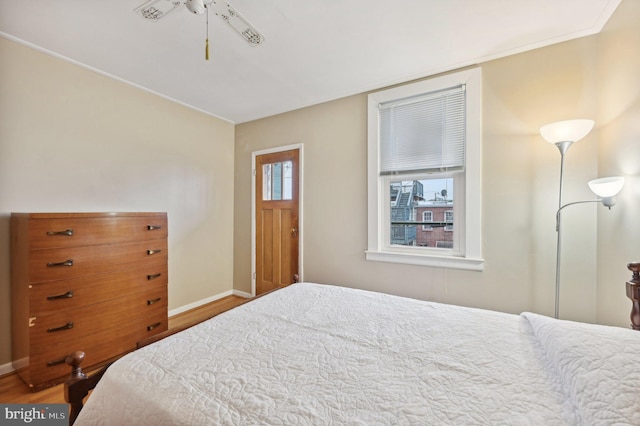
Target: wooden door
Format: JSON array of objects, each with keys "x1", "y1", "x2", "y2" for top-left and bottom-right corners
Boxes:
[{"x1": 255, "y1": 149, "x2": 299, "y2": 295}]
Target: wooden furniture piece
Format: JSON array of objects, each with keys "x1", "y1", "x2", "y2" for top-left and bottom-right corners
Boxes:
[
  {"x1": 10, "y1": 212, "x2": 168, "y2": 391},
  {"x1": 626, "y1": 262, "x2": 640, "y2": 330}
]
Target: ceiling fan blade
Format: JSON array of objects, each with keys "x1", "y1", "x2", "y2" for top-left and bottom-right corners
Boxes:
[
  {"x1": 134, "y1": 0, "x2": 184, "y2": 22},
  {"x1": 132, "y1": 0, "x2": 265, "y2": 48},
  {"x1": 211, "y1": 1, "x2": 265, "y2": 46}
]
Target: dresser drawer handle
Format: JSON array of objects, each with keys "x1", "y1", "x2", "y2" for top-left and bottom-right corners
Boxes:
[
  {"x1": 147, "y1": 273, "x2": 162, "y2": 280},
  {"x1": 46, "y1": 229, "x2": 74, "y2": 236},
  {"x1": 147, "y1": 225, "x2": 162, "y2": 231},
  {"x1": 147, "y1": 249, "x2": 162, "y2": 255},
  {"x1": 47, "y1": 290, "x2": 74, "y2": 300},
  {"x1": 147, "y1": 297, "x2": 162, "y2": 305},
  {"x1": 47, "y1": 357, "x2": 66, "y2": 367},
  {"x1": 47, "y1": 259, "x2": 74, "y2": 267},
  {"x1": 47, "y1": 322, "x2": 74, "y2": 333},
  {"x1": 147, "y1": 322, "x2": 161, "y2": 331}
]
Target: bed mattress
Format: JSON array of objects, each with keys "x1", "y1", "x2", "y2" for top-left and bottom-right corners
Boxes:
[{"x1": 74, "y1": 283, "x2": 640, "y2": 425}]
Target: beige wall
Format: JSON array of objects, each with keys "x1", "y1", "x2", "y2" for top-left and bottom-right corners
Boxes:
[
  {"x1": 0, "y1": 38, "x2": 236, "y2": 366},
  {"x1": 595, "y1": 0, "x2": 640, "y2": 327},
  {"x1": 234, "y1": 1, "x2": 639, "y2": 328}
]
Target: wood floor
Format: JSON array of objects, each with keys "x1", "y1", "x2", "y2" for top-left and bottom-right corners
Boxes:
[{"x1": 0, "y1": 294, "x2": 247, "y2": 404}]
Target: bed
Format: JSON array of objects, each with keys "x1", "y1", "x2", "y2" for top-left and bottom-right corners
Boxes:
[{"x1": 66, "y1": 281, "x2": 640, "y2": 425}]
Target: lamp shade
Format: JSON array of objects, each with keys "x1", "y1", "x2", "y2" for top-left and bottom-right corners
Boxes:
[
  {"x1": 588, "y1": 176, "x2": 625, "y2": 198},
  {"x1": 540, "y1": 119, "x2": 595, "y2": 144}
]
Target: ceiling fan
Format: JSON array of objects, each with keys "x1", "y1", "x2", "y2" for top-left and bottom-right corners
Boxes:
[{"x1": 134, "y1": 0, "x2": 265, "y2": 51}]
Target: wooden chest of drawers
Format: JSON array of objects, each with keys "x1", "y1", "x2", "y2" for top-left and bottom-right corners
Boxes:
[{"x1": 10, "y1": 212, "x2": 168, "y2": 391}]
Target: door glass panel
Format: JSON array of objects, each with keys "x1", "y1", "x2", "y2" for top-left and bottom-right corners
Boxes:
[
  {"x1": 263, "y1": 160, "x2": 293, "y2": 201},
  {"x1": 283, "y1": 161, "x2": 293, "y2": 200},
  {"x1": 262, "y1": 164, "x2": 272, "y2": 201},
  {"x1": 272, "y1": 162, "x2": 282, "y2": 200}
]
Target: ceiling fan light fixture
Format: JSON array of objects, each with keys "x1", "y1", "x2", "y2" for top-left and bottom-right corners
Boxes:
[
  {"x1": 186, "y1": 0, "x2": 206, "y2": 15},
  {"x1": 134, "y1": 0, "x2": 182, "y2": 21}
]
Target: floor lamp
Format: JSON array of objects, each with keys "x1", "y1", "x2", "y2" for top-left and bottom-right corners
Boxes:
[{"x1": 540, "y1": 119, "x2": 625, "y2": 319}]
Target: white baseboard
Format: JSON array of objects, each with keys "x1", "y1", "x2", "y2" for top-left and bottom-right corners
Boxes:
[
  {"x1": 168, "y1": 289, "x2": 252, "y2": 318},
  {"x1": 232, "y1": 289, "x2": 253, "y2": 299},
  {"x1": 0, "y1": 361, "x2": 15, "y2": 376}
]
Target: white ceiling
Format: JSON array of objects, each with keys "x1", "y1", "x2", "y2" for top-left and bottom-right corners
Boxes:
[{"x1": 0, "y1": 0, "x2": 621, "y2": 124}]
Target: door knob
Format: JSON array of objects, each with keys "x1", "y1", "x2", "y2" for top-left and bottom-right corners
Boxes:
[{"x1": 291, "y1": 227, "x2": 298, "y2": 237}]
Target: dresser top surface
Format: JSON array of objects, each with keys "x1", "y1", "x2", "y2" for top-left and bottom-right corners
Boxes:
[{"x1": 11, "y1": 212, "x2": 167, "y2": 219}]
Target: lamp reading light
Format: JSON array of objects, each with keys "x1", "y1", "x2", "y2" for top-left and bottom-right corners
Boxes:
[
  {"x1": 551, "y1": 173, "x2": 624, "y2": 319},
  {"x1": 588, "y1": 176, "x2": 625, "y2": 208}
]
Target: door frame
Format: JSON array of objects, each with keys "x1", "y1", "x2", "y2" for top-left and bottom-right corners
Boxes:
[{"x1": 251, "y1": 143, "x2": 304, "y2": 297}]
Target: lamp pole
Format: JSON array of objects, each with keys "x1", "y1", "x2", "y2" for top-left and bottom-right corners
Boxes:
[{"x1": 554, "y1": 141, "x2": 573, "y2": 319}]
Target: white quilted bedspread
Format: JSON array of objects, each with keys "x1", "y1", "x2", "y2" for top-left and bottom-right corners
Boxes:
[{"x1": 75, "y1": 283, "x2": 640, "y2": 425}]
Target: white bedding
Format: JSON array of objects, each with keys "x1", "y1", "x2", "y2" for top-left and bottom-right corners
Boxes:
[{"x1": 75, "y1": 283, "x2": 640, "y2": 425}]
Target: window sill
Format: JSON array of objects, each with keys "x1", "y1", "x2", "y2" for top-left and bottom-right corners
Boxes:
[{"x1": 365, "y1": 250, "x2": 484, "y2": 271}]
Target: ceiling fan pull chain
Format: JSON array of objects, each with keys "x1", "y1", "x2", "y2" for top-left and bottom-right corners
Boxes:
[{"x1": 205, "y1": 4, "x2": 210, "y2": 61}]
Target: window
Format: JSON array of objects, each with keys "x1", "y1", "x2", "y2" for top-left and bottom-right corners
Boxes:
[
  {"x1": 366, "y1": 68, "x2": 483, "y2": 271},
  {"x1": 444, "y1": 210, "x2": 454, "y2": 231},
  {"x1": 422, "y1": 211, "x2": 433, "y2": 231}
]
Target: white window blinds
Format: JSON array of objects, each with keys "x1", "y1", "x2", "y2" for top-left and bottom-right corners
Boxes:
[{"x1": 379, "y1": 85, "x2": 466, "y2": 175}]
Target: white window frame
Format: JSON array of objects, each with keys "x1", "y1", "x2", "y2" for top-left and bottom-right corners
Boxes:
[{"x1": 366, "y1": 68, "x2": 483, "y2": 271}]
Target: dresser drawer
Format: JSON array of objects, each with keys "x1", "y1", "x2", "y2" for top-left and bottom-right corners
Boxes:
[
  {"x1": 27, "y1": 308, "x2": 168, "y2": 386},
  {"x1": 29, "y1": 265, "x2": 168, "y2": 316},
  {"x1": 28, "y1": 336, "x2": 137, "y2": 385},
  {"x1": 29, "y1": 286, "x2": 168, "y2": 350},
  {"x1": 28, "y1": 239, "x2": 168, "y2": 283},
  {"x1": 25, "y1": 214, "x2": 167, "y2": 250}
]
